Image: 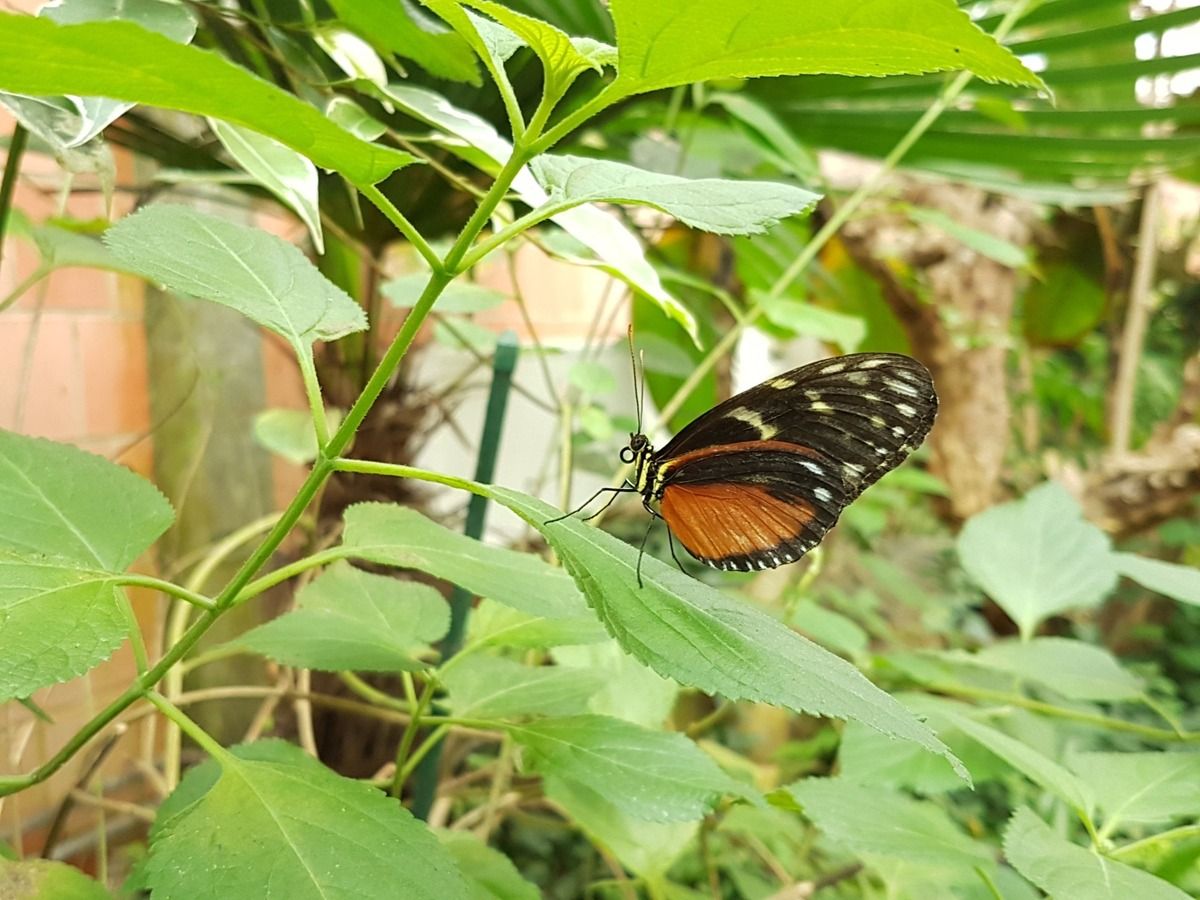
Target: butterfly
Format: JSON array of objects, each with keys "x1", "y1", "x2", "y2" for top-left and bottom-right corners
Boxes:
[{"x1": 554, "y1": 350, "x2": 938, "y2": 582}]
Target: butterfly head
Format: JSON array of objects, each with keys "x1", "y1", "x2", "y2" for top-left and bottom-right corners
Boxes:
[{"x1": 621, "y1": 432, "x2": 657, "y2": 495}]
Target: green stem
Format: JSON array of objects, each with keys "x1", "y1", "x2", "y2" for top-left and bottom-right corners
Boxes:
[
  {"x1": 298, "y1": 351, "x2": 329, "y2": 448},
  {"x1": 0, "y1": 123, "x2": 29, "y2": 277},
  {"x1": 117, "y1": 591, "x2": 149, "y2": 674},
  {"x1": 234, "y1": 546, "x2": 355, "y2": 606},
  {"x1": 0, "y1": 266, "x2": 46, "y2": 314},
  {"x1": 1109, "y1": 824, "x2": 1200, "y2": 861},
  {"x1": 334, "y1": 458, "x2": 487, "y2": 497},
  {"x1": 931, "y1": 682, "x2": 1200, "y2": 743},
  {"x1": 528, "y1": 83, "x2": 623, "y2": 156},
  {"x1": 397, "y1": 723, "x2": 451, "y2": 785},
  {"x1": 340, "y1": 672, "x2": 412, "y2": 714},
  {"x1": 116, "y1": 573, "x2": 215, "y2": 611},
  {"x1": 358, "y1": 183, "x2": 443, "y2": 273},
  {"x1": 145, "y1": 692, "x2": 230, "y2": 761},
  {"x1": 392, "y1": 680, "x2": 437, "y2": 797}
]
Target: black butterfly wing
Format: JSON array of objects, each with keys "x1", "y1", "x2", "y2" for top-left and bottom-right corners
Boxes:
[
  {"x1": 652, "y1": 353, "x2": 937, "y2": 571},
  {"x1": 655, "y1": 353, "x2": 937, "y2": 501}
]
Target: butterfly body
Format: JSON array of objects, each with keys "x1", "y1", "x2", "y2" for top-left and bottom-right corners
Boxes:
[{"x1": 623, "y1": 352, "x2": 937, "y2": 573}]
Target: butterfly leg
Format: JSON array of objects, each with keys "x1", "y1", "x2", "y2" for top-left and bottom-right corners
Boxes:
[
  {"x1": 665, "y1": 527, "x2": 687, "y2": 575},
  {"x1": 544, "y1": 485, "x2": 635, "y2": 525},
  {"x1": 635, "y1": 515, "x2": 657, "y2": 589}
]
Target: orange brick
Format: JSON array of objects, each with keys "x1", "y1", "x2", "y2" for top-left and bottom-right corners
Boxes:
[
  {"x1": 79, "y1": 318, "x2": 150, "y2": 437},
  {"x1": 0, "y1": 312, "x2": 87, "y2": 439}
]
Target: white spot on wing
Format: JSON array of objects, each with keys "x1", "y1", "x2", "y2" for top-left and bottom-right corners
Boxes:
[
  {"x1": 800, "y1": 460, "x2": 824, "y2": 476},
  {"x1": 896, "y1": 403, "x2": 918, "y2": 418},
  {"x1": 870, "y1": 415, "x2": 886, "y2": 428},
  {"x1": 770, "y1": 377, "x2": 796, "y2": 389},
  {"x1": 810, "y1": 401, "x2": 832, "y2": 413},
  {"x1": 863, "y1": 393, "x2": 881, "y2": 403},
  {"x1": 813, "y1": 486, "x2": 833, "y2": 502},
  {"x1": 728, "y1": 406, "x2": 779, "y2": 439},
  {"x1": 858, "y1": 358, "x2": 888, "y2": 369},
  {"x1": 847, "y1": 371, "x2": 869, "y2": 385},
  {"x1": 892, "y1": 426, "x2": 906, "y2": 437},
  {"x1": 821, "y1": 362, "x2": 845, "y2": 375},
  {"x1": 884, "y1": 378, "x2": 920, "y2": 398}
]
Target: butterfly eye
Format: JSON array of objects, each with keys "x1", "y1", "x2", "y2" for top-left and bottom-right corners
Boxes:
[{"x1": 619, "y1": 446, "x2": 636, "y2": 464}]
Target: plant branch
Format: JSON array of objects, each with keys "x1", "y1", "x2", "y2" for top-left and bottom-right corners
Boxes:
[
  {"x1": 0, "y1": 123, "x2": 29, "y2": 277},
  {"x1": 116, "y1": 573, "x2": 215, "y2": 611}
]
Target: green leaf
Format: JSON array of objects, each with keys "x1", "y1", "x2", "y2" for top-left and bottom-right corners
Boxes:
[
  {"x1": 545, "y1": 777, "x2": 697, "y2": 878},
  {"x1": 0, "y1": 553, "x2": 127, "y2": 702},
  {"x1": 530, "y1": 154, "x2": 821, "y2": 236},
  {"x1": 253, "y1": 408, "x2": 343, "y2": 465},
  {"x1": 1114, "y1": 552, "x2": 1200, "y2": 607},
  {"x1": 28, "y1": 220, "x2": 121, "y2": 272},
  {"x1": 376, "y1": 82, "x2": 695, "y2": 340},
  {"x1": 553, "y1": 641, "x2": 678, "y2": 728},
  {"x1": 968, "y1": 637, "x2": 1143, "y2": 702},
  {"x1": 789, "y1": 778, "x2": 992, "y2": 866},
  {"x1": 939, "y1": 709, "x2": 1092, "y2": 816},
  {"x1": 1068, "y1": 751, "x2": 1200, "y2": 829},
  {"x1": 567, "y1": 360, "x2": 616, "y2": 396},
  {"x1": 486, "y1": 485, "x2": 968, "y2": 781},
  {"x1": 461, "y1": 0, "x2": 599, "y2": 98},
  {"x1": 143, "y1": 740, "x2": 467, "y2": 899},
  {"x1": 904, "y1": 206, "x2": 1031, "y2": 269},
  {"x1": 1023, "y1": 263, "x2": 1107, "y2": 347},
  {"x1": 0, "y1": 429, "x2": 172, "y2": 569},
  {"x1": 104, "y1": 205, "x2": 367, "y2": 354},
  {"x1": 442, "y1": 655, "x2": 603, "y2": 718},
  {"x1": 606, "y1": 0, "x2": 1042, "y2": 99},
  {"x1": 210, "y1": 119, "x2": 324, "y2": 254},
  {"x1": 437, "y1": 831, "x2": 540, "y2": 900},
  {"x1": 329, "y1": 0, "x2": 478, "y2": 83},
  {"x1": 341, "y1": 502, "x2": 589, "y2": 620},
  {"x1": 509, "y1": 714, "x2": 754, "y2": 822},
  {"x1": 326, "y1": 96, "x2": 386, "y2": 141},
  {"x1": 0, "y1": 14, "x2": 415, "y2": 184},
  {"x1": 383, "y1": 274, "x2": 505, "y2": 314},
  {"x1": 465, "y1": 598, "x2": 607, "y2": 650},
  {"x1": 754, "y1": 291, "x2": 866, "y2": 352},
  {"x1": 1004, "y1": 807, "x2": 1191, "y2": 900},
  {"x1": 957, "y1": 481, "x2": 1116, "y2": 638},
  {"x1": 236, "y1": 563, "x2": 448, "y2": 672},
  {"x1": 0, "y1": 856, "x2": 112, "y2": 899},
  {"x1": 836, "y1": 719, "x2": 965, "y2": 796},
  {"x1": 789, "y1": 601, "x2": 869, "y2": 658}
]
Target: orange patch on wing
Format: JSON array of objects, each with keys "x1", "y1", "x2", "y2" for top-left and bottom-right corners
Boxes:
[{"x1": 660, "y1": 482, "x2": 816, "y2": 563}]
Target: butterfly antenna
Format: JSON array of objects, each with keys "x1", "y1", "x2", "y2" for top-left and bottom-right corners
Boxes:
[{"x1": 627, "y1": 324, "x2": 643, "y2": 434}]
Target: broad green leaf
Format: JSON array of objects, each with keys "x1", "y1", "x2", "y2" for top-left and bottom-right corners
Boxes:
[
  {"x1": 904, "y1": 206, "x2": 1031, "y2": 269},
  {"x1": 545, "y1": 777, "x2": 697, "y2": 878},
  {"x1": 836, "y1": 719, "x2": 965, "y2": 796},
  {"x1": 315, "y1": 26, "x2": 388, "y2": 86},
  {"x1": 530, "y1": 154, "x2": 821, "y2": 236},
  {"x1": 437, "y1": 831, "x2": 540, "y2": 900},
  {"x1": 326, "y1": 96, "x2": 386, "y2": 141},
  {"x1": 104, "y1": 205, "x2": 367, "y2": 354},
  {"x1": 383, "y1": 273, "x2": 505, "y2": 314},
  {"x1": 0, "y1": 553, "x2": 124, "y2": 702},
  {"x1": 0, "y1": 857, "x2": 112, "y2": 899},
  {"x1": 28, "y1": 220, "x2": 120, "y2": 272},
  {"x1": 328, "y1": 0, "x2": 478, "y2": 83},
  {"x1": 1004, "y1": 807, "x2": 1191, "y2": 900},
  {"x1": 435, "y1": 316, "x2": 499, "y2": 354},
  {"x1": 0, "y1": 14, "x2": 415, "y2": 184},
  {"x1": 567, "y1": 360, "x2": 617, "y2": 397},
  {"x1": 0, "y1": 431, "x2": 172, "y2": 698},
  {"x1": 606, "y1": 0, "x2": 1041, "y2": 100},
  {"x1": 415, "y1": 0, "x2": 518, "y2": 99},
  {"x1": 462, "y1": 0, "x2": 600, "y2": 100},
  {"x1": 789, "y1": 778, "x2": 992, "y2": 866},
  {"x1": 441, "y1": 655, "x2": 603, "y2": 718},
  {"x1": 10, "y1": 0, "x2": 197, "y2": 149},
  {"x1": 754, "y1": 291, "x2": 866, "y2": 352},
  {"x1": 957, "y1": 482, "x2": 1116, "y2": 638},
  {"x1": 210, "y1": 119, "x2": 324, "y2": 254},
  {"x1": 487, "y1": 485, "x2": 968, "y2": 781},
  {"x1": 341, "y1": 502, "x2": 588, "y2": 620},
  {"x1": 376, "y1": 82, "x2": 695, "y2": 340},
  {"x1": 553, "y1": 641, "x2": 678, "y2": 728},
  {"x1": 966, "y1": 637, "x2": 1143, "y2": 702},
  {"x1": 1114, "y1": 552, "x2": 1200, "y2": 607},
  {"x1": 253, "y1": 408, "x2": 344, "y2": 465},
  {"x1": 1023, "y1": 264, "x2": 1107, "y2": 347},
  {"x1": 509, "y1": 714, "x2": 754, "y2": 822},
  {"x1": 236, "y1": 563, "x2": 449, "y2": 672},
  {"x1": 789, "y1": 601, "x2": 869, "y2": 658},
  {"x1": 465, "y1": 598, "x2": 607, "y2": 650},
  {"x1": 1068, "y1": 751, "x2": 1200, "y2": 829},
  {"x1": 0, "y1": 429, "x2": 172, "y2": 569},
  {"x1": 940, "y1": 709, "x2": 1092, "y2": 816},
  {"x1": 143, "y1": 740, "x2": 467, "y2": 899}
]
